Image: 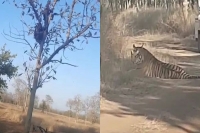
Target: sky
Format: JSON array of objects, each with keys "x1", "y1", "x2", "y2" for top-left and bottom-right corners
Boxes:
[{"x1": 0, "y1": 1, "x2": 100, "y2": 111}]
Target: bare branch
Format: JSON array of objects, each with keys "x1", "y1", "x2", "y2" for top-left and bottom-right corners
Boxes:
[
  {"x1": 66, "y1": 0, "x2": 76, "y2": 41},
  {"x1": 3, "y1": 30, "x2": 26, "y2": 42},
  {"x1": 2, "y1": 32, "x2": 28, "y2": 45},
  {"x1": 87, "y1": 36, "x2": 100, "y2": 38},
  {"x1": 2, "y1": 28, "x2": 38, "y2": 57},
  {"x1": 68, "y1": 45, "x2": 83, "y2": 50},
  {"x1": 50, "y1": 60, "x2": 77, "y2": 67}
]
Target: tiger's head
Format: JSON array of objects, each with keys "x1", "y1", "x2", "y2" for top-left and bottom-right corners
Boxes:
[{"x1": 130, "y1": 44, "x2": 144, "y2": 65}]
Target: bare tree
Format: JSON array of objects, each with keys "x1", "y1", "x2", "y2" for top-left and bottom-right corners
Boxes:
[
  {"x1": 3, "y1": 0, "x2": 100, "y2": 132},
  {"x1": 88, "y1": 92, "x2": 100, "y2": 124},
  {"x1": 66, "y1": 98, "x2": 74, "y2": 121},
  {"x1": 13, "y1": 78, "x2": 29, "y2": 112},
  {"x1": 39, "y1": 99, "x2": 48, "y2": 113},
  {"x1": 82, "y1": 96, "x2": 91, "y2": 124},
  {"x1": 13, "y1": 86, "x2": 21, "y2": 106},
  {"x1": 16, "y1": 64, "x2": 34, "y2": 113},
  {"x1": 73, "y1": 94, "x2": 82, "y2": 123},
  {"x1": 45, "y1": 94, "x2": 53, "y2": 112}
]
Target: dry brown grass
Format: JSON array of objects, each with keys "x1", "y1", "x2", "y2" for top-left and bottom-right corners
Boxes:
[
  {"x1": 0, "y1": 102, "x2": 99, "y2": 133},
  {"x1": 130, "y1": 118, "x2": 167, "y2": 133},
  {"x1": 114, "y1": 8, "x2": 197, "y2": 37}
]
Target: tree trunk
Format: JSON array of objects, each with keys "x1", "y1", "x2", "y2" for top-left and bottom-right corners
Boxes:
[
  {"x1": 183, "y1": 0, "x2": 189, "y2": 21},
  {"x1": 115, "y1": 0, "x2": 118, "y2": 12},
  {"x1": 108, "y1": 0, "x2": 113, "y2": 13},
  {"x1": 24, "y1": 69, "x2": 39, "y2": 133},
  {"x1": 164, "y1": 0, "x2": 167, "y2": 9}
]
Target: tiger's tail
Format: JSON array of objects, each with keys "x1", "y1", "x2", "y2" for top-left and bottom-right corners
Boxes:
[{"x1": 187, "y1": 75, "x2": 200, "y2": 79}]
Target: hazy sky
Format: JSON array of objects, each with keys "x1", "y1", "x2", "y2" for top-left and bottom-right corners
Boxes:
[{"x1": 0, "y1": 1, "x2": 100, "y2": 111}]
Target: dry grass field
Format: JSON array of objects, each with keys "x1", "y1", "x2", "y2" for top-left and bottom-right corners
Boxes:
[
  {"x1": 0, "y1": 102, "x2": 99, "y2": 133},
  {"x1": 101, "y1": 7, "x2": 200, "y2": 133}
]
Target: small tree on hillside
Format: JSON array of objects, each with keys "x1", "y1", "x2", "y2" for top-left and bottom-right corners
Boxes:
[
  {"x1": 73, "y1": 94, "x2": 82, "y2": 122},
  {"x1": 0, "y1": 44, "x2": 18, "y2": 94},
  {"x1": 39, "y1": 99, "x2": 48, "y2": 113},
  {"x1": 88, "y1": 92, "x2": 100, "y2": 124},
  {"x1": 13, "y1": 78, "x2": 29, "y2": 112},
  {"x1": 66, "y1": 98, "x2": 74, "y2": 121},
  {"x1": 45, "y1": 94, "x2": 53, "y2": 112},
  {"x1": 3, "y1": 1, "x2": 99, "y2": 132},
  {"x1": 82, "y1": 96, "x2": 91, "y2": 124}
]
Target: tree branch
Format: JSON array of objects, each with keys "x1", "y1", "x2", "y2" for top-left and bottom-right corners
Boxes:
[
  {"x1": 50, "y1": 60, "x2": 77, "y2": 67},
  {"x1": 48, "y1": 0, "x2": 59, "y2": 25},
  {"x1": 66, "y1": 0, "x2": 76, "y2": 41},
  {"x1": 28, "y1": 0, "x2": 41, "y2": 23},
  {"x1": 40, "y1": 22, "x2": 92, "y2": 69},
  {"x1": 2, "y1": 29, "x2": 38, "y2": 57},
  {"x1": 37, "y1": 64, "x2": 58, "y2": 88},
  {"x1": 25, "y1": 66, "x2": 34, "y2": 90}
]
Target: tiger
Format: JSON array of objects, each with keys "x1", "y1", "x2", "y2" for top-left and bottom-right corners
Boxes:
[{"x1": 130, "y1": 44, "x2": 200, "y2": 79}]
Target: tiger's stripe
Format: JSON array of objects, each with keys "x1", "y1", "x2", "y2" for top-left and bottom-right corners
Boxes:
[{"x1": 130, "y1": 44, "x2": 200, "y2": 79}]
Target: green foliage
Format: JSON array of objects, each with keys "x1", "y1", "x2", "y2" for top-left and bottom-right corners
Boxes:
[{"x1": 0, "y1": 44, "x2": 18, "y2": 90}]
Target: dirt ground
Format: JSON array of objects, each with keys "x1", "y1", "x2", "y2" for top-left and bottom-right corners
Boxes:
[
  {"x1": 0, "y1": 102, "x2": 99, "y2": 133},
  {"x1": 101, "y1": 35, "x2": 200, "y2": 133}
]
